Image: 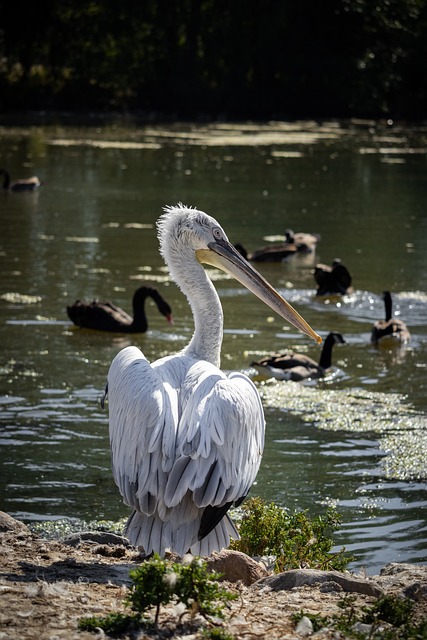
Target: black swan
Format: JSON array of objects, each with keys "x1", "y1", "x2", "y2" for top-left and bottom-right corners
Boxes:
[{"x1": 67, "y1": 286, "x2": 173, "y2": 333}]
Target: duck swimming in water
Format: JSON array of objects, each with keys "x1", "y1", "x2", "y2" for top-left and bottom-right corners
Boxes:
[{"x1": 314, "y1": 258, "x2": 352, "y2": 296}]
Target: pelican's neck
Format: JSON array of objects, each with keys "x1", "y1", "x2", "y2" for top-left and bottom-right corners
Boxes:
[{"x1": 170, "y1": 253, "x2": 223, "y2": 367}]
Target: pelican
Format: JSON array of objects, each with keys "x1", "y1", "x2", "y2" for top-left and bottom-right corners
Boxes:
[
  {"x1": 314, "y1": 258, "x2": 353, "y2": 296},
  {"x1": 371, "y1": 291, "x2": 410, "y2": 345},
  {"x1": 67, "y1": 286, "x2": 173, "y2": 333},
  {"x1": 106, "y1": 204, "x2": 321, "y2": 557},
  {"x1": 251, "y1": 331, "x2": 345, "y2": 381},
  {"x1": 0, "y1": 169, "x2": 42, "y2": 192}
]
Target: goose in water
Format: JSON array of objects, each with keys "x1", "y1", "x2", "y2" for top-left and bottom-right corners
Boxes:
[
  {"x1": 234, "y1": 241, "x2": 298, "y2": 262},
  {"x1": 371, "y1": 291, "x2": 410, "y2": 345},
  {"x1": 67, "y1": 286, "x2": 173, "y2": 333},
  {"x1": 263, "y1": 229, "x2": 320, "y2": 253},
  {"x1": 105, "y1": 204, "x2": 320, "y2": 557},
  {"x1": 286, "y1": 229, "x2": 319, "y2": 253},
  {"x1": 314, "y1": 258, "x2": 353, "y2": 296},
  {"x1": 0, "y1": 169, "x2": 42, "y2": 192},
  {"x1": 251, "y1": 331, "x2": 345, "y2": 381}
]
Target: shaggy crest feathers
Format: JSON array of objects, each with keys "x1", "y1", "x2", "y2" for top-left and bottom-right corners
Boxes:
[
  {"x1": 157, "y1": 204, "x2": 230, "y2": 297},
  {"x1": 158, "y1": 204, "x2": 230, "y2": 246}
]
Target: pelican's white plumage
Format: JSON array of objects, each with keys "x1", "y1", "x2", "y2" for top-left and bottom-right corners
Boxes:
[{"x1": 107, "y1": 204, "x2": 320, "y2": 557}]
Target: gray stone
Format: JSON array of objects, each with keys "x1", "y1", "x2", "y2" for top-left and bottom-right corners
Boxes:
[
  {"x1": 254, "y1": 568, "x2": 384, "y2": 597},
  {"x1": 63, "y1": 531, "x2": 130, "y2": 547},
  {"x1": 352, "y1": 622, "x2": 374, "y2": 635}
]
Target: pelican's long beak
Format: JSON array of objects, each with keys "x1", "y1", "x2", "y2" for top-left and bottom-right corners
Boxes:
[{"x1": 197, "y1": 240, "x2": 322, "y2": 344}]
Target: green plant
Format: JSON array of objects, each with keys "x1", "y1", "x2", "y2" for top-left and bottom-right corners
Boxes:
[
  {"x1": 174, "y1": 555, "x2": 237, "y2": 619},
  {"x1": 201, "y1": 627, "x2": 236, "y2": 640},
  {"x1": 362, "y1": 595, "x2": 414, "y2": 627},
  {"x1": 334, "y1": 594, "x2": 361, "y2": 631},
  {"x1": 230, "y1": 497, "x2": 351, "y2": 572},
  {"x1": 126, "y1": 554, "x2": 175, "y2": 625},
  {"x1": 78, "y1": 612, "x2": 141, "y2": 635},
  {"x1": 293, "y1": 593, "x2": 426, "y2": 640},
  {"x1": 79, "y1": 553, "x2": 237, "y2": 634}
]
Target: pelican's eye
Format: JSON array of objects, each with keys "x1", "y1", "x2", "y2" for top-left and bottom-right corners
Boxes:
[{"x1": 212, "y1": 227, "x2": 222, "y2": 241}]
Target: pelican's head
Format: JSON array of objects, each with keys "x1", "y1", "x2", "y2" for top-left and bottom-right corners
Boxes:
[{"x1": 158, "y1": 204, "x2": 321, "y2": 343}]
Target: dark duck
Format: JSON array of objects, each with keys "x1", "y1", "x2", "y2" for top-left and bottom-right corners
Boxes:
[{"x1": 314, "y1": 258, "x2": 352, "y2": 296}]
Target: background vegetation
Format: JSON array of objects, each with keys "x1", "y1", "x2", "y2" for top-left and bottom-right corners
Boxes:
[{"x1": 0, "y1": 0, "x2": 426, "y2": 120}]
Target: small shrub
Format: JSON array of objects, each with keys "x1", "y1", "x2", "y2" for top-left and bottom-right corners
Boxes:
[
  {"x1": 293, "y1": 593, "x2": 425, "y2": 640},
  {"x1": 201, "y1": 627, "x2": 236, "y2": 640},
  {"x1": 175, "y1": 555, "x2": 237, "y2": 619},
  {"x1": 127, "y1": 554, "x2": 175, "y2": 624},
  {"x1": 362, "y1": 595, "x2": 414, "y2": 627},
  {"x1": 230, "y1": 497, "x2": 351, "y2": 572},
  {"x1": 78, "y1": 612, "x2": 141, "y2": 635},
  {"x1": 79, "y1": 553, "x2": 237, "y2": 634}
]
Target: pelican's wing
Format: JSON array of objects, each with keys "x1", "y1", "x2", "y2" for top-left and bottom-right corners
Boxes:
[
  {"x1": 107, "y1": 346, "x2": 177, "y2": 515},
  {"x1": 164, "y1": 362, "x2": 265, "y2": 514}
]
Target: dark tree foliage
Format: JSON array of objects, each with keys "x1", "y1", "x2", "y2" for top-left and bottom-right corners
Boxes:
[{"x1": 0, "y1": 0, "x2": 425, "y2": 118}]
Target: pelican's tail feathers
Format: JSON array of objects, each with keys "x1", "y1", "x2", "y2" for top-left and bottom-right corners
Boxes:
[
  {"x1": 191, "y1": 513, "x2": 239, "y2": 557},
  {"x1": 125, "y1": 510, "x2": 240, "y2": 558},
  {"x1": 225, "y1": 512, "x2": 240, "y2": 540},
  {"x1": 124, "y1": 510, "x2": 197, "y2": 558},
  {"x1": 124, "y1": 510, "x2": 166, "y2": 556}
]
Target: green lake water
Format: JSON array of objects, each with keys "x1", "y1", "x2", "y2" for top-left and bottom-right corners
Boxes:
[{"x1": 0, "y1": 119, "x2": 426, "y2": 573}]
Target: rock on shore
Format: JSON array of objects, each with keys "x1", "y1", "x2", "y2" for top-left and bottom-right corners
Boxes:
[{"x1": 0, "y1": 511, "x2": 426, "y2": 639}]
